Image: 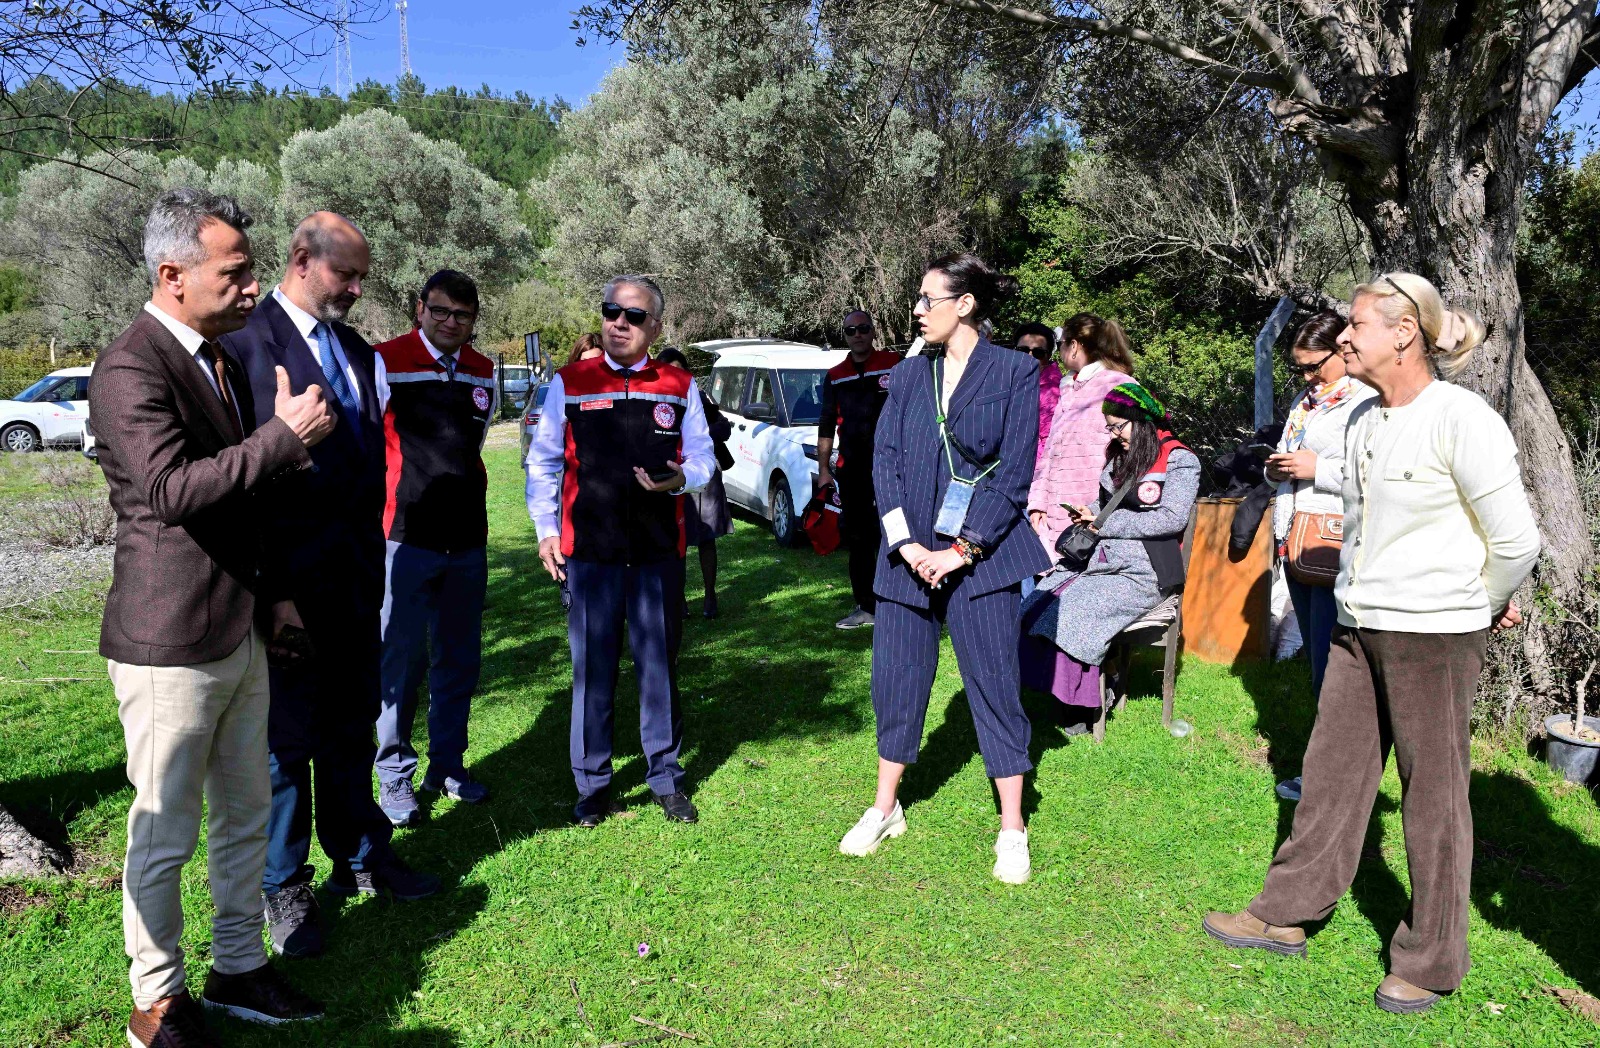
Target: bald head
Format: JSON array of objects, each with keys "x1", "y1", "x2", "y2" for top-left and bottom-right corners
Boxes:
[{"x1": 282, "y1": 211, "x2": 369, "y2": 323}]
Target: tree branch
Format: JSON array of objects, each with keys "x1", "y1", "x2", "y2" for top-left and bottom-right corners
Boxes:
[
  {"x1": 921, "y1": 0, "x2": 1298, "y2": 95},
  {"x1": 1216, "y1": 0, "x2": 1323, "y2": 105}
]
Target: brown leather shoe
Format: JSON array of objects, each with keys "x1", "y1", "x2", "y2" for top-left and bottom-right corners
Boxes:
[
  {"x1": 126, "y1": 991, "x2": 221, "y2": 1047},
  {"x1": 1202, "y1": 909, "x2": 1308, "y2": 956},
  {"x1": 1375, "y1": 974, "x2": 1441, "y2": 1014}
]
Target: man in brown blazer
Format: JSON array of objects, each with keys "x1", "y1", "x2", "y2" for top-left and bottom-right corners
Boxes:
[{"x1": 92, "y1": 187, "x2": 336, "y2": 1046}]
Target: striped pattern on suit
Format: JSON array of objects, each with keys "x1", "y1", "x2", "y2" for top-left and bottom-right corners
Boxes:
[{"x1": 868, "y1": 338, "x2": 1048, "y2": 777}]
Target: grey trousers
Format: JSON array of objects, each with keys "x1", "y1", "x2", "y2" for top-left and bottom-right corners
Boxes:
[{"x1": 1251, "y1": 625, "x2": 1488, "y2": 992}]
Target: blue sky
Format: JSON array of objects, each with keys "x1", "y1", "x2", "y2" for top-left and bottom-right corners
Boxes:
[{"x1": 305, "y1": 0, "x2": 625, "y2": 104}]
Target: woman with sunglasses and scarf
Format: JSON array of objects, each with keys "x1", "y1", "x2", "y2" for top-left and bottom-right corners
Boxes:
[
  {"x1": 837, "y1": 253, "x2": 1050, "y2": 884},
  {"x1": 1019, "y1": 382, "x2": 1199, "y2": 730},
  {"x1": 1267, "y1": 311, "x2": 1376, "y2": 802},
  {"x1": 1205, "y1": 273, "x2": 1540, "y2": 1016}
]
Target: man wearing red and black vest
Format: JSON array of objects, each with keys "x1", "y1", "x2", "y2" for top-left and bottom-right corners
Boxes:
[
  {"x1": 815, "y1": 309, "x2": 899, "y2": 630},
  {"x1": 526, "y1": 275, "x2": 716, "y2": 828},
  {"x1": 372, "y1": 270, "x2": 497, "y2": 829}
]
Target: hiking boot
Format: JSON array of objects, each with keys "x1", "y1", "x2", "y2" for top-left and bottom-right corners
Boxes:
[
  {"x1": 326, "y1": 856, "x2": 442, "y2": 901},
  {"x1": 1202, "y1": 909, "x2": 1307, "y2": 956},
  {"x1": 263, "y1": 883, "x2": 323, "y2": 959},
  {"x1": 653, "y1": 790, "x2": 699, "y2": 823},
  {"x1": 380, "y1": 777, "x2": 421, "y2": 827},
  {"x1": 1375, "y1": 974, "x2": 1440, "y2": 1014},
  {"x1": 835, "y1": 607, "x2": 875, "y2": 630},
  {"x1": 993, "y1": 829, "x2": 1031, "y2": 884},
  {"x1": 127, "y1": 991, "x2": 220, "y2": 1047},
  {"x1": 422, "y1": 767, "x2": 489, "y2": 805},
  {"x1": 839, "y1": 803, "x2": 905, "y2": 856},
  {"x1": 201, "y1": 962, "x2": 324, "y2": 1024}
]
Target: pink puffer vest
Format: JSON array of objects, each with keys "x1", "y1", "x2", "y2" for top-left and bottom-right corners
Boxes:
[{"x1": 1027, "y1": 363, "x2": 1131, "y2": 552}]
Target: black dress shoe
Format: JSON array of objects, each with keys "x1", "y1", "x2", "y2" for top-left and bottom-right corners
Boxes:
[
  {"x1": 573, "y1": 790, "x2": 612, "y2": 828},
  {"x1": 653, "y1": 791, "x2": 698, "y2": 824},
  {"x1": 702, "y1": 594, "x2": 719, "y2": 619},
  {"x1": 201, "y1": 962, "x2": 325, "y2": 1024},
  {"x1": 326, "y1": 856, "x2": 441, "y2": 901},
  {"x1": 263, "y1": 883, "x2": 324, "y2": 958}
]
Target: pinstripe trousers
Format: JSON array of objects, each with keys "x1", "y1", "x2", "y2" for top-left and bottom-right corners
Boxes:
[{"x1": 871, "y1": 580, "x2": 1033, "y2": 778}]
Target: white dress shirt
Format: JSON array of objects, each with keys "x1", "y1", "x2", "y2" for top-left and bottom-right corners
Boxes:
[
  {"x1": 272, "y1": 286, "x2": 389, "y2": 413},
  {"x1": 143, "y1": 301, "x2": 243, "y2": 429},
  {"x1": 525, "y1": 353, "x2": 715, "y2": 543}
]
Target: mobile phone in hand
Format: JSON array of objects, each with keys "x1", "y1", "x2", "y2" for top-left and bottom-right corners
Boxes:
[
  {"x1": 645, "y1": 465, "x2": 679, "y2": 484},
  {"x1": 1247, "y1": 442, "x2": 1277, "y2": 460}
]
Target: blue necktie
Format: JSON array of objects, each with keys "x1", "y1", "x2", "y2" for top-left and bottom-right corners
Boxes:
[{"x1": 313, "y1": 322, "x2": 362, "y2": 442}]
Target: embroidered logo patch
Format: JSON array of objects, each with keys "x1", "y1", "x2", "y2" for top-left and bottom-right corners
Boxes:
[
  {"x1": 580, "y1": 399, "x2": 613, "y2": 411},
  {"x1": 472, "y1": 386, "x2": 491, "y2": 411},
  {"x1": 878, "y1": 374, "x2": 890, "y2": 390},
  {"x1": 1138, "y1": 480, "x2": 1162, "y2": 505},
  {"x1": 653, "y1": 402, "x2": 677, "y2": 429}
]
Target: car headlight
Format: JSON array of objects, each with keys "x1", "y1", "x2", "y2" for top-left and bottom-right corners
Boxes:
[{"x1": 802, "y1": 443, "x2": 818, "y2": 461}]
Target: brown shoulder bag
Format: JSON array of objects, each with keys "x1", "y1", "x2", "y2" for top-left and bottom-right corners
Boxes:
[{"x1": 1286, "y1": 511, "x2": 1343, "y2": 588}]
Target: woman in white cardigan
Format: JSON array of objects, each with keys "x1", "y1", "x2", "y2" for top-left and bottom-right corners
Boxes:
[
  {"x1": 1267, "y1": 311, "x2": 1375, "y2": 802},
  {"x1": 1204, "y1": 273, "x2": 1540, "y2": 1016}
]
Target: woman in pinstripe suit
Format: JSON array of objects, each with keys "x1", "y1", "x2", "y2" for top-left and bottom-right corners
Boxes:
[{"x1": 838, "y1": 253, "x2": 1052, "y2": 884}]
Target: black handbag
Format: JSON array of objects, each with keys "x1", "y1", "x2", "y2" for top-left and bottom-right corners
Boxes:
[{"x1": 1054, "y1": 474, "x2": 1137, "y2": 571}]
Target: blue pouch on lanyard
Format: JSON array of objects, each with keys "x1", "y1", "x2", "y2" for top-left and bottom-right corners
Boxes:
[
  {"x1": 931, "y1": 356, "x2": 997, "y2": 541},
  {"x1": 935, "y1": 477, "x2": 976, "y2": 538}
]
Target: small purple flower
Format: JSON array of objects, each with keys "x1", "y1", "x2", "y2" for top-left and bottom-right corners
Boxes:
[{"x1": 636, "y1": 942, "x2": 651, "y2": 959}]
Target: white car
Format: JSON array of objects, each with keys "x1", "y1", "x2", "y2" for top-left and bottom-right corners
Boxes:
[
  {"x1": 701, "y1": 340, "x2": 846, "y2": 546},
  {"x1": 2, "y1": 365, "x2": 92, "y2": 452}
]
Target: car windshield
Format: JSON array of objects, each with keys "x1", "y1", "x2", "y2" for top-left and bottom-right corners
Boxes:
[
  {"x1": 10, "y1": 376, "x2": 60, "y2": 403},
  {"x1": 779, "y1": 370, "x2": 828, "y2": 425}
]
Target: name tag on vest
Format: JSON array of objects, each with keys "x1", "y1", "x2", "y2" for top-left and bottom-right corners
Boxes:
[{"x1": 580, "y1": 400, "x2": 613, "y2": 411}]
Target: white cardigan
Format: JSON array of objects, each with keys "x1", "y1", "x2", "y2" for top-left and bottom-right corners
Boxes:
[
  {"x1": 1336, "y1": 381, "x2": 1541, "y2": 633},
  {"x1": 1272, "y1": 380, "x2": 1377, "y2": 541}
]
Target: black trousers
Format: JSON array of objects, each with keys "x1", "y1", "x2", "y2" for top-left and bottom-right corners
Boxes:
[{"x1": 838, "y1": 463, "x2": 879, "y2": 613}]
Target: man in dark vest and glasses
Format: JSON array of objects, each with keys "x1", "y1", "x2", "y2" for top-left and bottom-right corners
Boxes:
[{"x1": 525, "y1": 274, "x2": 716, "y2": 827}]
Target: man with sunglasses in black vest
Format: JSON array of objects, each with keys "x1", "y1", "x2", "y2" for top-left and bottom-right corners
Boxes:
[
  {"x1": 816, "y1": 309, "x2": 900, "y2": 629},
  {"x1": 525, "y1": 275, "x2": 716, "y2": 827}
]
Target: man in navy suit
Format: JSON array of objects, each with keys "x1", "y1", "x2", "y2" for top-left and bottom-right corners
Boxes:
[{"x1": 223, "y1": 212, "x2": 441, "y2": 960}]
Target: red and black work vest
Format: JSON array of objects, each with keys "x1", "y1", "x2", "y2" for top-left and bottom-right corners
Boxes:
[
  {"x1": 376, "y1": 329, "x2": 494, "y2": 552},
  {"x1": 818, "y1": 350, "x2": 899, "y2": 467},
  {"x1": 558, "y1": 356, "x2": 693, "y2": 564}
]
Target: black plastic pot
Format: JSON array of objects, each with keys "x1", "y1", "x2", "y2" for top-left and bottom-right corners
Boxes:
[{"x1": 1544, "y1": 714, "x2": 1600, "y2": 786}]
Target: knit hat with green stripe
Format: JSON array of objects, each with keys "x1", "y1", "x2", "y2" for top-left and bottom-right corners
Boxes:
[{"x1": 1102, "y1": 382, "x2": 1167, "y2": 424}]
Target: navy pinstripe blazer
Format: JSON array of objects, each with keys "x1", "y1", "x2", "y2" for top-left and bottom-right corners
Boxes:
[{"x1": 873, "y1": 338, "x2": 1052, "y2": 608}]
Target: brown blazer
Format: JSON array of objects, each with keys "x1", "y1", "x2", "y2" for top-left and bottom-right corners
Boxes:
[{"x1": 91, "y1": 308, "x2": 310, "y2": 666}]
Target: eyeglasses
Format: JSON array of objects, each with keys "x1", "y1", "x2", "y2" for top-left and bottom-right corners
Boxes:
[
  {"x1": 915, "y1": 293, "x2": 962, "y2": 311},
  {"x1": 1295, "y1": 349, "x2": 1338, "y2": 376},
  {"x1": 843, "y1": 323, "x2": 874, "y2": 336},
  {"x1": 1104, "y1": 419, "x2": 1131, "y2": 435},
  {"x1": 424, "y1": 304, "x2": 477, "y2": 325},
  {"x1": 601, "y1": 301, "x2": 654, "y2": 325}
]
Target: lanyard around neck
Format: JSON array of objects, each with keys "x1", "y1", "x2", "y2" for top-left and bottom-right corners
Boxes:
[{"x1": 931, "y1": 355, "x2": 998, "y2": 484}]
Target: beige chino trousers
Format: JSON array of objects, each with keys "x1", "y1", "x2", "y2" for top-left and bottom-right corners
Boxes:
[{"x1": 111, "y1": 628, "x2": 271, "y2": 1007}]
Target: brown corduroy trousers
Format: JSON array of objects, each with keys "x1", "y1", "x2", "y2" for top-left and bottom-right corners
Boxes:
[{"x1": 1250, "y1": 625, "x2": 1488, "y2": 992}]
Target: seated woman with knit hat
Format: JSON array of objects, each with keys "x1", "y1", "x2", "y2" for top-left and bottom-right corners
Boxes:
[{"x1": 1019, "y1": 382, "x2": 1200, "y2": 732}]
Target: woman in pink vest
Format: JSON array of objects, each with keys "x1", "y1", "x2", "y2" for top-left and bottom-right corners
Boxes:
[{"x1": 1027, "y1": 314, "x2": 1135, "y2": 553}]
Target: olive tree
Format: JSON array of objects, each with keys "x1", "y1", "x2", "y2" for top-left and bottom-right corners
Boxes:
[
  {"x1": 1, "y1": 150, "x2": 277, "y2": 347},
  {"x1": 278, "y1": 109, "x2": 534, "y2": 337}
]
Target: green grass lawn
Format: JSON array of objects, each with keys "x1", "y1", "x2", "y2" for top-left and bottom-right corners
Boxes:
[{"x1": 2, "y1": 438, "x2": 1598, "y2": 1046}]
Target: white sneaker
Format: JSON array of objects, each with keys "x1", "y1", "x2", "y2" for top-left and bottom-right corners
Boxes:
[
  {"x1": 993, "y1": 829, "x2": 1030, "y2": 884},
  {"x1": 838, "y1": 803, "x2": 906, "y2": 856}
]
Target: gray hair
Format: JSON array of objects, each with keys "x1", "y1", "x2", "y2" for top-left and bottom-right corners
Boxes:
[
  {"x1": 603, "y1": 274, "x2": 665, "y2": 318},
  {"x1": 143, "y1": 187, "x2": 253, "y2": 283}
]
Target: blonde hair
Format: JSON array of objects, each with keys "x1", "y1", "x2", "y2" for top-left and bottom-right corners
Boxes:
[
  {"x1": 1061, "y1": 313, "x2": 1136, "y2": 375},
  {"x1": 1350, "y1": 272, "x2": 1486, "y2": 378}
]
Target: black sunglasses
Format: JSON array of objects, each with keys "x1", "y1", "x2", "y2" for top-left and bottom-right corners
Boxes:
[
  {"x1": 601, "y1": 301, "x2": 653, "y2": 325},
  {"x1": 843, "y1": 323, "x2": 873, "y2": 336},
  {"x1": 1295, "y1": 348, "x2": 1339, "y2": 376}
]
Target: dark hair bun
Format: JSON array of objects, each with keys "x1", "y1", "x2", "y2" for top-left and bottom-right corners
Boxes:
[{"x1": 926, "y1": 252, "x2": 1013, "y2": 321}]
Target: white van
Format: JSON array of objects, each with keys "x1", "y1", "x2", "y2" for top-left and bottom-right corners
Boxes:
[
  {"x1": 701, "y1": 340, "x2": 846, "y2": 546},
  {"x1": 2, "y1": 365, "x2": 92, "y2": 452}
]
